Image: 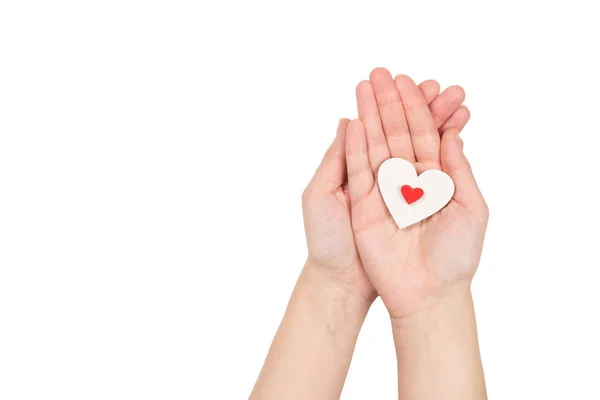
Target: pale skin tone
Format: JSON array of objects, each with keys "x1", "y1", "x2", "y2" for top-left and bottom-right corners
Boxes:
[{"x1": 250, "y1": 68, "x2": 487, "y2": 400}]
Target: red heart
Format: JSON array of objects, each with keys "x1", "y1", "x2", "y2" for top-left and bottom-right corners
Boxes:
[{"x1": 400, "y1": 185, "x2": 424, "y2": 205}]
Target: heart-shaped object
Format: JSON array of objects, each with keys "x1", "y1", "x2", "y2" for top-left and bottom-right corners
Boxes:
[
  {"x1": 378, "y1": 158, "x2": 454, "y2": 229},
  {"x1": 400, "y1": 185, "x2": 424, "y2": 204}
]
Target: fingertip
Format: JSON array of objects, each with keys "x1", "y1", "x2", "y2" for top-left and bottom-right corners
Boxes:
[
  {"x1": 440, "y1": 128, "x2": 461, "y2": 181},
  {"x1": 346, "y1": 119, "x2": 364, "y2": 153},
  {"x1": 440, "y1": 105, "x2": 471, "y2": 133},
  {"x1": 346, "y1": 118, "x2": 366, "y2": 143},
  {"x1": 456, "y1": 106, "x2": 471, "y2": 133},
  {"x1": 394, "y1": 74, "x2": 416, "y2": 87},
  {"x1": 420, "y1": 79, "x2": 440, "y2": 92},
  {"x1": 356, "y1": 80, "x2": 372, "y2": 95},
  {"x1": 448, "y1": 85, "x2": 466, "y2": 102},
  {"x1": 345, "y1": 119, "x2": 373, "y2": 203},
  {"x1": 418, "y1": 79, "x2": 441, "y2": 104},
  {"x1": 429, "y1": 80, "x2": 441, "y2": 93},
  {"x1": 337, "y1": 118, "x2": 351, "y2": 135},
  {"x1": 369, "y1": 67, "x2": 393, "y2": 82},
  {"x1": 348, "y1": 118, "x2": 363, "y2": 128}
]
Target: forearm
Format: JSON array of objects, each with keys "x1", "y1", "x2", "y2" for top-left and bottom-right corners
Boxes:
[
  {"x1": 250, "y1": 261, "x2": 372, "y2": 400},
  {"x1": 392, "y1": 290, "x2": 486, "y2": 400}
]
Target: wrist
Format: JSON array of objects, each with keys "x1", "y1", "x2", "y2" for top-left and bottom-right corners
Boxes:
[
  {"x1": 250, "y1": 261, "x2": 373, "y2": 399},
  {"x1": 275, "y1": 262, "x2": 372, "y2": 353},
  {"x1": 301, "y1": 260, "x2": 374, "y2": 317},
  {"x1": 390, "y1": 288, "x2": 475, "y2": 331},
  {"x1": 390, "y1": 289, "x2": 486, "y2": 399}
]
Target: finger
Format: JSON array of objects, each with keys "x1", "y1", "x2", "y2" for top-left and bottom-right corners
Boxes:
[
  {"x1": 440, "y1": 128, "x2": 488, "y2": 220},
  {"x1": 309, "y1": 118, "x2": 350, "y2": 193},
  {"x1": 395, "y1": 74, "x2": 441, "y2": 168},
  {"x1": 418, "y1": 80, "x2": 441, "y2": 104},
  {"x1": 369, "y1": 68, "x2": 414, "y2": 162},
  {"x1": 429, "y1": 85, "x2": 466, "y2": 129},
  {"x1": 440, "y1": 106, "x2": 471, "y2": 134},
  {"x1": 356, "y1": 80, "x2": 391, "y2": 172},
  {"x1": 345, "y1": 119, "x2": 374, "y2": 205}
]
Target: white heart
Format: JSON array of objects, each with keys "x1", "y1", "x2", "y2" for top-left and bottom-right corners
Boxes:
[{"x1": 378, "y1": 158, "x2": 455, "y2": 229}]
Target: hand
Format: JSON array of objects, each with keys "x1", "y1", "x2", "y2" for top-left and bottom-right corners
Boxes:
[
  {"x1": 302, "y1": 72, "x2": 472, "y2": 304},
  {"x1": 345, "y1": 68, "x2": 489, "y2": 318}
]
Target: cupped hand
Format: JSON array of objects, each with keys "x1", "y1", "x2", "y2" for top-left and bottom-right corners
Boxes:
[
  {"x1": 302, "y1": 72, "x2": 472, "y2": 304},
  {"x1": 344, "y1": 68, "x2": 488, "y2": 317}
]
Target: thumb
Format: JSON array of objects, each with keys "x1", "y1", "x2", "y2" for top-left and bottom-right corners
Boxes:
[
  {"x1": 440, "y1": 128, "x2": 488, "y2": 221},
  {"x1": 307, "y1": 118, "x2": 350, "y2": 193}
]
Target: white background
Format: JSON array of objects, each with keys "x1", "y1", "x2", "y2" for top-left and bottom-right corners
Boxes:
[{"x1": 1, "y1": 1, "x2": 599, "y2": 399}]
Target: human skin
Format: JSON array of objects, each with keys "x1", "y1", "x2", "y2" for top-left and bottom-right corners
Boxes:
[
  {"x1": 250, "y1": 71, "x2": 472, "y2": 400},
  {"x1": 345, "y1": 68, "x2": 488, "y2": 399},
  {"x1": 301, "y1": 77, "x2": 471, "y2": 305}
]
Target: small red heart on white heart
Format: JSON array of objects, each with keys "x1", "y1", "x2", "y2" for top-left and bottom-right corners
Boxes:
[
  {"x1": 378, "y1": 158, "x2": 454, "y2": 229},
  {"x1": 400, "y1": 185, "x2": 424, "y2": 204}
]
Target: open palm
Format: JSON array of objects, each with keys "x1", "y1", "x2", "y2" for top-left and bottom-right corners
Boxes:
[
  {"x1": 345, "y1": 69, "x2": 489, "y2": 318},
  {"x1": 303, "y1": 73, "x2": 472, "y2": 303}
]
